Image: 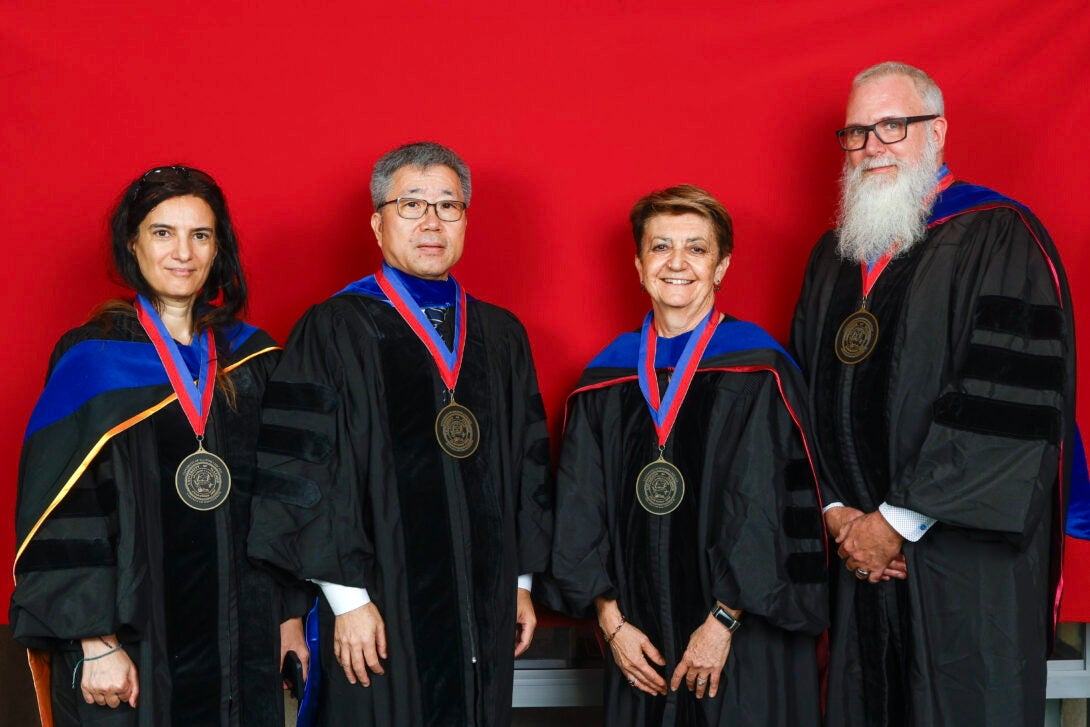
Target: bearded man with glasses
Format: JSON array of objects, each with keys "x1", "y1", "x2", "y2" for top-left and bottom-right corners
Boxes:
[
  {"x1": 248, "y1": 141, "x2": 552, "y2": 726},
  {"x1": 790, "y1": 61, "x2": 1076, "y2": 726}
]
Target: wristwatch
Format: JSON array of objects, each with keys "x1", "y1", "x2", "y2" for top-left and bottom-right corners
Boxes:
[{"x1": 711, "y1": 604, "x2": 742, "y2": 633}]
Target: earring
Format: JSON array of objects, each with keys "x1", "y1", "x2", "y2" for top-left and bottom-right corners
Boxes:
[{"x1": 714, "y1": 280, "x2": 721, "y2": 292}]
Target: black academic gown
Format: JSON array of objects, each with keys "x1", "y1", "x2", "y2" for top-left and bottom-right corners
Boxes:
[
  {"x1": 246, "y1": 277, "x2": 553, "y2": 727},
  {"x1": 790, "y1": 180, "x2": 1077, "y2": 727},
  {"x1": 549, "y1": 316, "x2": 828, "y2": 727},
  {"x1": 11, "y1": 310, "x2": 299, "y2": 727}
]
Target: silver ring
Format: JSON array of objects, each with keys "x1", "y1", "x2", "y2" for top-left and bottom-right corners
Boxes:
[
  {"x1": 854, "y1": 568, "x2": 870, "y2": 579},
  {"x1": 628, "y1": 678, "x2": 637, "y2": 686},
  {"x1": 696, "y1": 677, "x2": 707, "y2": 686}
]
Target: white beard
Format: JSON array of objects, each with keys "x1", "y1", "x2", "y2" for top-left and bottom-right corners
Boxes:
[{"x1": 835, "y1": 136, "x2": 940, "y2": 264}]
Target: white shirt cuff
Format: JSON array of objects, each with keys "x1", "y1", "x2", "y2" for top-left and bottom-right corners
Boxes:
[
  {"x1": 878, "y1": 502, "x2": 936, "y2": 542},
  {"x1": 312, "y1": 579, "x2": 371, "y2": 615},
  {"x1": 822, "y1": 501, "x2": 845, "y2": 514},
  {"x1": 518, "y1": 573, "x2": 533, "y2": 592}
]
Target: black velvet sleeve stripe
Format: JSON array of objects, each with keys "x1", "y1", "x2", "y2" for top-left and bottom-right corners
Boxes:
[
  {"x1": 15, "y1": 538, "x2": 116, "y2": 574},
  {"x1": 933, "y1": 392, "x2": 1061, "y2": 443},
  {"x1": 784, "y1": 460, "x2": 814, "y2": 492},
  {"x1": 251, "y1": 468, "x2": 323, "y2": 508},
  {"x1": 962, "y1": 344, "x2": 1065, "y2": 392},
  {"x1": 48, "y1": 487, "x2": 118, "y2": 519},
  {"x1": 526, "y1": 436, "x2": 554, "y2": 511},
  {"x1": 263, "y1": 381, "x2": 339, "y2": 413},
  {"x1": 974, "y1": 296, "x2": 1063, "y2": 340},
  {"x1": 785, "y1": 552, "x2": 827, "y2": 584},
  {"x1": 783, "y1": 507, "x2": 824, "y2": 540},
  {"x1": 526, "y1": 437, "x2": 551, "y2": 468},
  {"x1": 258, "y1": 424, "x2": 334, "y2": 463}
]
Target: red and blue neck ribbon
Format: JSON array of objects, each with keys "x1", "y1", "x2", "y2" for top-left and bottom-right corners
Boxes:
[
  {"x1": 134, "y1": 295, "x2": 216, "y2": 438},
  {"x1": 637, "y1": 308, "x2": 719, "y2": 447},
  {"x1": 861, "y1": 247, "x2": 897, "y2": 300},
  {"x1": 375, "y1": 264, "x2": 467, "y2": 391}
]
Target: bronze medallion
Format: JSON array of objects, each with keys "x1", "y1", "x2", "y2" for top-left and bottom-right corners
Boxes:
[
  {"x1": 175, "y1": 448, "x2": 231, "y2": 511},
  {"x1": 834, "y1": 308, "x2": 880, "y2": 364},
  {"x1": 635, "y1": 458, "x2": 685, "y2": 515},
  {"x1": 435, "y1": 402, "x2": 479, "y2": 458}
]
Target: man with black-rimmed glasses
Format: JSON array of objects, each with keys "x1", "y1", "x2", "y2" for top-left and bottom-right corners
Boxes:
[
  {"x1": 790, "y1": 62, "x2": 1076, "y2": 727},
  {"x1": 248, "y1": 142, "x2": 552, "y2": 726}
]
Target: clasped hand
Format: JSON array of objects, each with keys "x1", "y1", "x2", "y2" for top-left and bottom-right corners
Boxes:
[{"x1": 827, "y1": 507, "x2": 908, "y2": 584}]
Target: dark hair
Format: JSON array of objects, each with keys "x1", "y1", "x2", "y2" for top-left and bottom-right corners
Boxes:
[
  {"x1": 629, "y1": 184, "x2": 734, "y2": 261},
  {"x1": 370, "y1": 142, "x2": 472, "y2": 210},
  {"x1": 109, "y1": 165, "x2": 247, "y2": 333}
]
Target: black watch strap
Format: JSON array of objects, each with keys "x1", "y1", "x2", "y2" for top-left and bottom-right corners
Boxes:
[{"x1": 711, "y1": 604, "x2": 741, "y2": 633}]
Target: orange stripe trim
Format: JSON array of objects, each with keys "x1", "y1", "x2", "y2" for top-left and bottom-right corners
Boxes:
[
  {"x1": 11, "y1": 345, "x2": 280, "y2": 582},
  {"x1": 27, "y1": 648, "x2": 53, "y2": 727}
]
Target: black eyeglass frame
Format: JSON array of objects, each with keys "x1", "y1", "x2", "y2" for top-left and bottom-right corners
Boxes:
[
  {"x1": 835, "y1": 115, "x2": 939, "y2": 151},
  {"x1": 376, "y1": 197, "x2": 468, "y2": 222}
]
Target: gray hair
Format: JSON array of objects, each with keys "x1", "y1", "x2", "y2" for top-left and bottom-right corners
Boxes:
[
  {"x1": 852, "y1": 61, "x2": 945, "y2": 116},
  {"x1": 370, "y1": 141, "x2": 472, "y2": 210}
]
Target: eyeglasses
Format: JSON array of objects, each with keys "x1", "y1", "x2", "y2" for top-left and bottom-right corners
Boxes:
[
  {"x1": 835, "y1": 115, "x2": 939, "y2": 151},
  {"x1": 377, "y1": 197, "x2": 467, "y2": 222}
]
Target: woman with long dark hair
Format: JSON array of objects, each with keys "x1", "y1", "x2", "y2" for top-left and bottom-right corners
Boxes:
[{"x1": 11, "y1": 165, "x2": 308, "y2": 726}]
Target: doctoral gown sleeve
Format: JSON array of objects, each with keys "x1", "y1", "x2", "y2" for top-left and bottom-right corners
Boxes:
[
  {"x1": 704, "y1": 367, "x2": 828, "y2": 635},
  {"x1": 247, "y1": 302, "x2": 375, "y2": 589},
  {"x1": 789, "y1": 235, "x2": 847, "y2": 508},
  {"x1": 549, "y1": 390, "x2": 614, "y2": 618},
  {"x1": 11, "y1": 332, "x2": 129, "y2": 647},
  {"x1": 11, "y1": 443, "x2": 126, "y2": 647},
  {"x1": 885, "y1": 207, "x2": 1074, "y2": 541},
  {"x1": 508, "y1": 319, "x2": 553, "y2": 576},
  {"x1": 231, "y1": 345, "x2": 316, "y2": 621}
]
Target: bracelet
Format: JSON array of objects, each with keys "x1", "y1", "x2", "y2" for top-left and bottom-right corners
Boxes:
[
  {"x1": 604, "y1": 615, "x2": 627, "y2": 644},
  {"x1": 71, "y1": 644, "x2": 124, "y2": 688}
]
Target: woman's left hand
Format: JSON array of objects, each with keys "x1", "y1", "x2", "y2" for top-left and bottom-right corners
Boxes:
[
  {"x1": 669, "y1": 612, "x2": 732, "y2": 699},
  {"x1": 280, "y1": 617, "x2": 309, "y2": 685}
]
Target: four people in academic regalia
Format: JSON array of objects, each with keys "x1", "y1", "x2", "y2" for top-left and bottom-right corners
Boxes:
[
  {"x1": 548, "y1": 185, "x2": 828, "y2": 726},
  {"x1": 246, "y1": 142, "x2": 553, "y2": 727},
  {"x1": 11, "y1": 166, "x2": 311, "y2": 726},
  {"x1": 10, "y1": 64, "x2": 1078, "y2": 727},
  {"x1": 790, "y1": 62, "x2": 1076, "y2": 726}
]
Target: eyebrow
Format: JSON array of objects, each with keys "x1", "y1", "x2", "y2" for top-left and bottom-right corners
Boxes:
[
  {"x1": 844, "y1": 115, "x2": 909, "y2": 127},
  {"x1": 403, "y1": 187, "x2": 459, "y2": 198},
  {"x1": 651, "y1": 235, "x2": 708, "y2": 242},
  {"x1": 147, "y1": 223, "x2": 214, "y2": 232}
]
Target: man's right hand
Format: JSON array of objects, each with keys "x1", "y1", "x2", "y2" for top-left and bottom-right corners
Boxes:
[
  {"x1": 333, "y1": 602, "x2": 387, "y2": 686},
  {"x1": 825, "y1": 507, "x2": 908, "y2": 580}
]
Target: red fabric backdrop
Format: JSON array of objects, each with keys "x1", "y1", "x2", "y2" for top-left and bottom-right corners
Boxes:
[{"x1": 2, "y1": 1, "x2": 1088, "y2": 619}]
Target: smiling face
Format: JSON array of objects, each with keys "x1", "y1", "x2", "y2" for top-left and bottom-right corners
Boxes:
[
  {"x1": 635, "y1": 213, "x2": 730, "y2": 330},
  {"x1": 129, "y1": 195, "x2": 217, "y2": 309},
  {"x1": 370, "y1": 164, "x2": 467, "y2": 280},
  {"x1": 844, "y1": 74, "x2": 946, "y2": 180}
]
